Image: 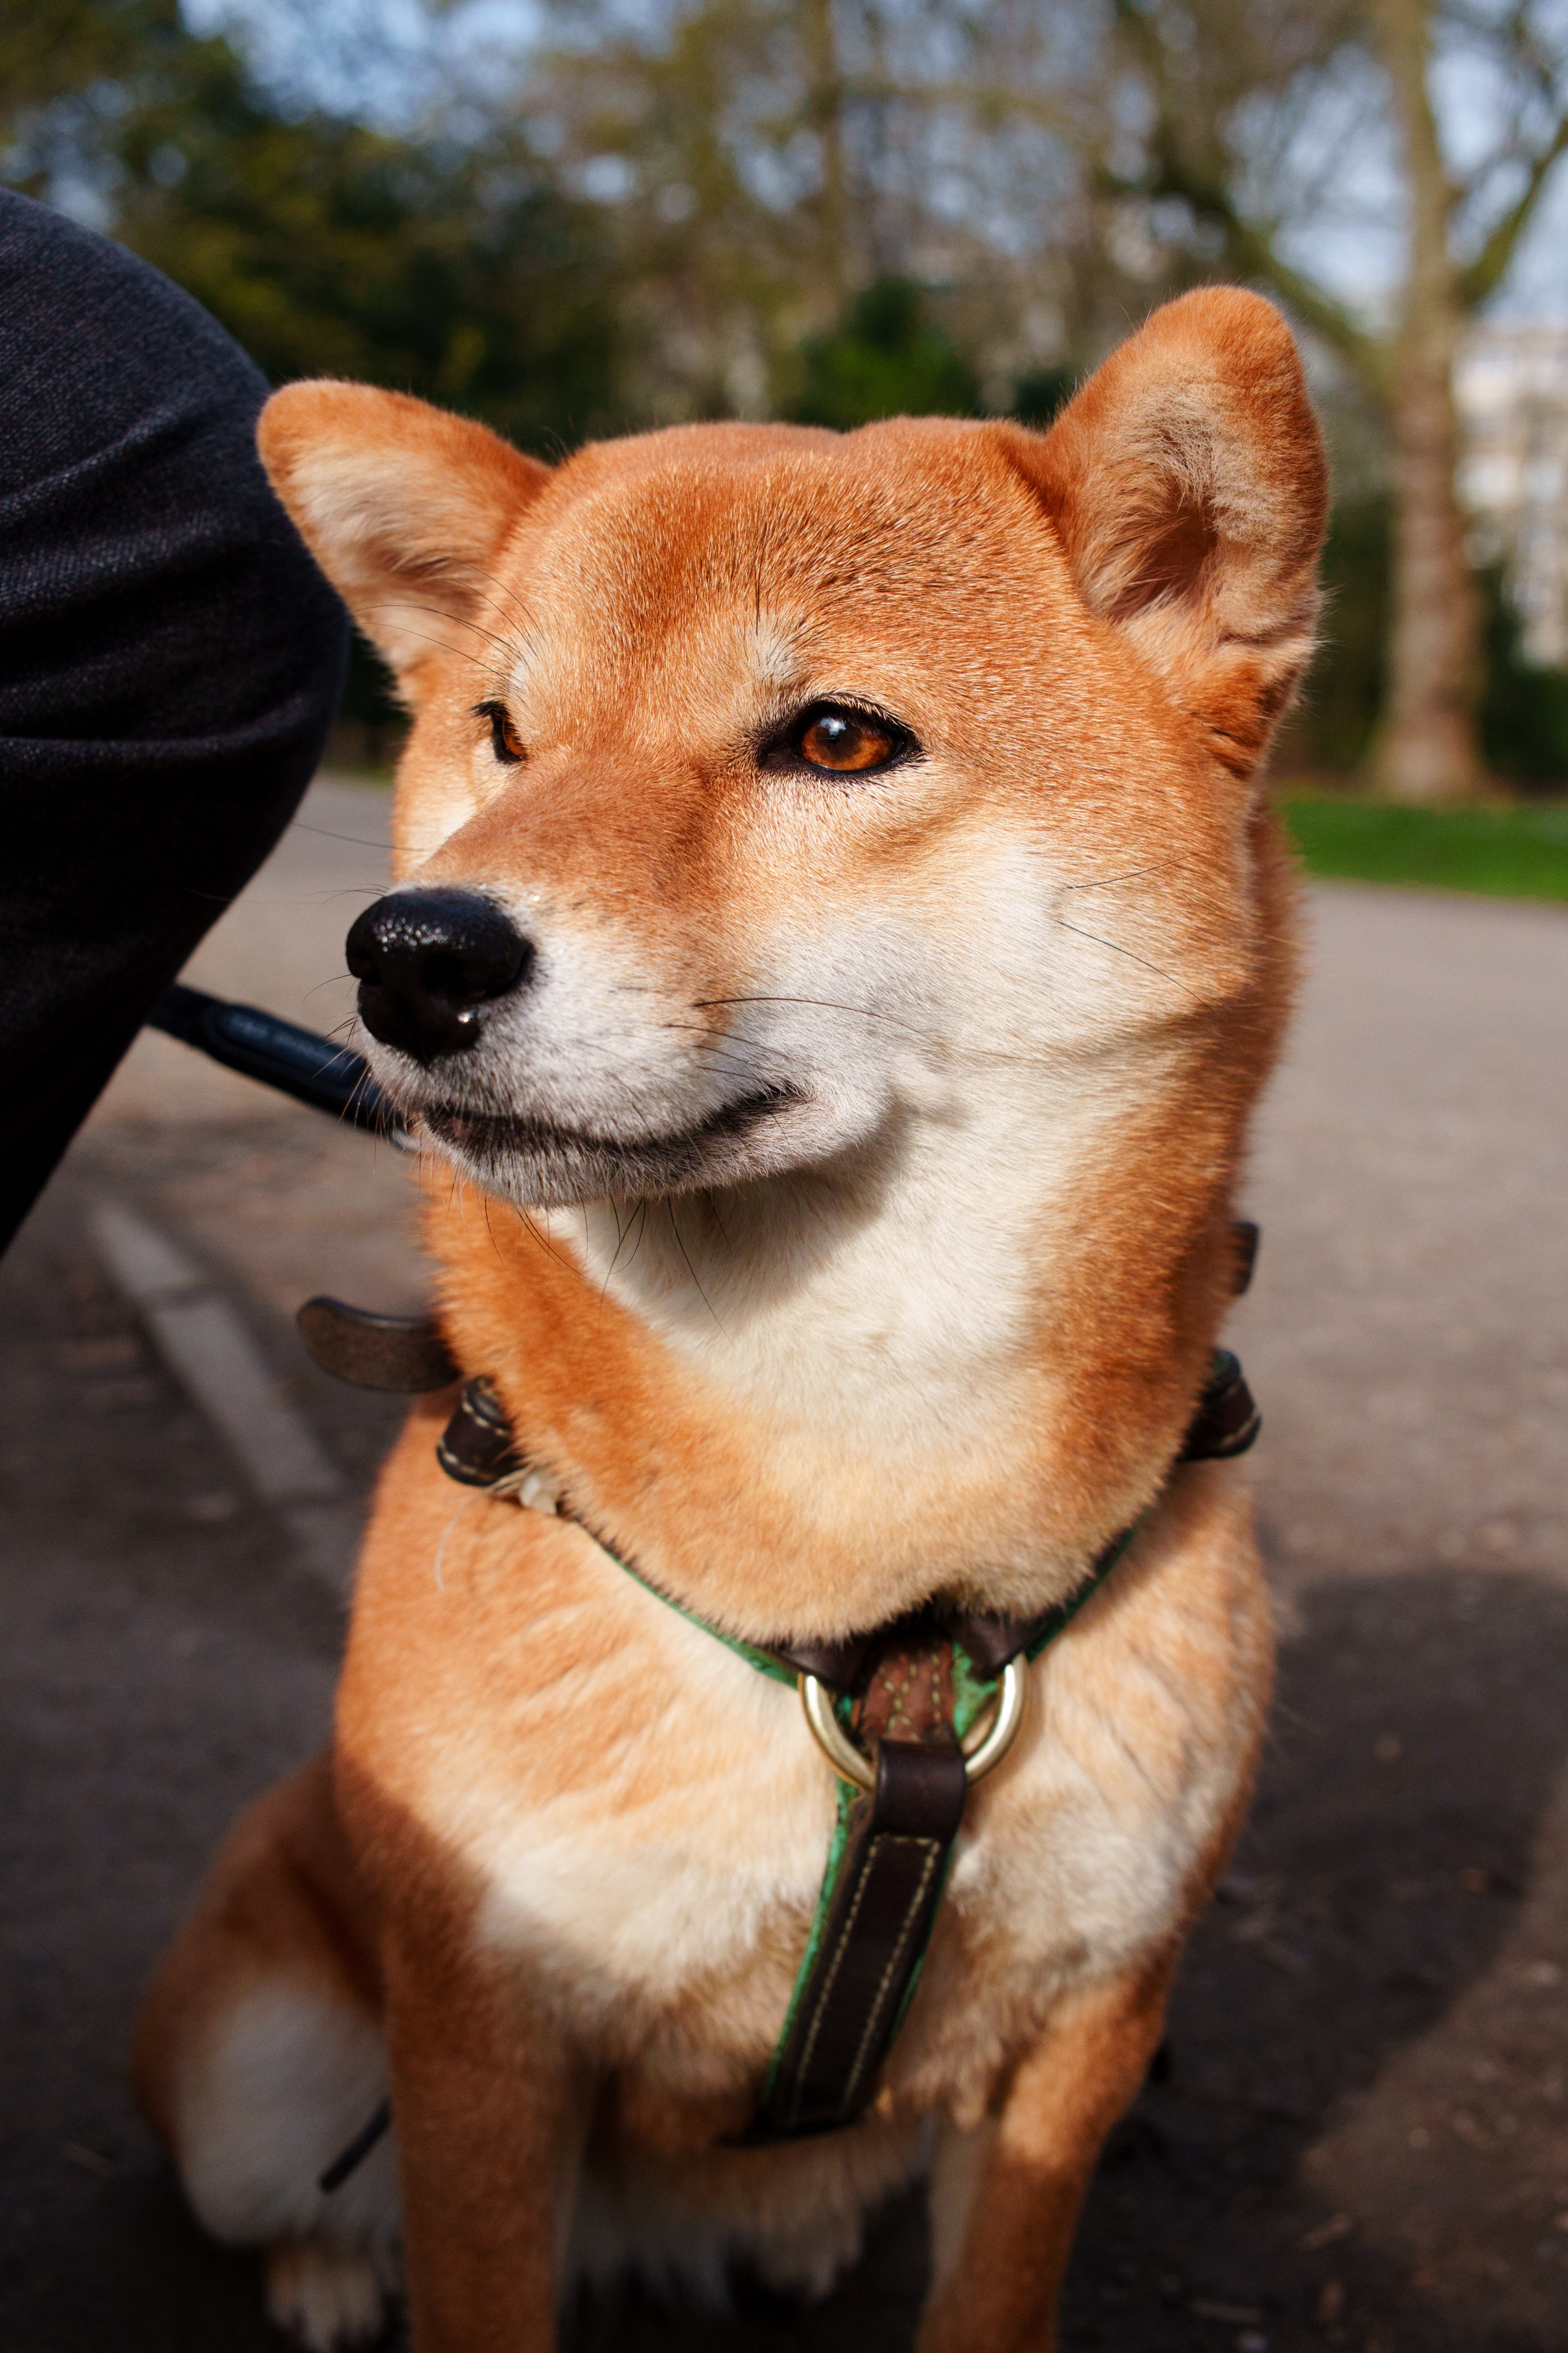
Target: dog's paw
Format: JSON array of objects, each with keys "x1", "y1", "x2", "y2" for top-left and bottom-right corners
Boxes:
[{"x1": 265, "y1": 2240, "x2": 388, "y2": 2351}]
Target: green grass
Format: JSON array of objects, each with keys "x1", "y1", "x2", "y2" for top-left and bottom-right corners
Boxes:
[{"x1": 1279, "y1": 792, "x2": 1568, "y2": 904}]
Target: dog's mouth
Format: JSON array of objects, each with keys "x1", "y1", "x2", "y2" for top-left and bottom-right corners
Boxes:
[{"x1": 420, "y1": 1084, "x2": 805, "y2": 1205}]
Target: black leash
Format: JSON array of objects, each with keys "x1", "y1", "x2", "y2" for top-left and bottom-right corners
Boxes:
[{"x1": 146, "y1": 982, "x2": 408, "y2": 1140}]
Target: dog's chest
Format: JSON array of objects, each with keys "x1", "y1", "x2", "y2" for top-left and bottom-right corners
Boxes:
[{"x1": 428, "y1": 1510, "x2": 1263, "y2": 2125}]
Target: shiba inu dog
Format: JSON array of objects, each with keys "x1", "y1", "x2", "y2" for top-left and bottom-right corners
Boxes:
[{"x1": 133, "y1": 285, "x2": 1325, "y2": 2352}]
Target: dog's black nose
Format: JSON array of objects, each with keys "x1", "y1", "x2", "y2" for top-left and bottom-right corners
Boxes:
[{"x1": 346, "y1": 889, "x2": 532, "y2": 1063}]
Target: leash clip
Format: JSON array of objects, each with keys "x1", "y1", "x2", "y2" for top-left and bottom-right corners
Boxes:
[{"x1": 799, "y1": 1657, "x2": 1028, "y2": 1790}]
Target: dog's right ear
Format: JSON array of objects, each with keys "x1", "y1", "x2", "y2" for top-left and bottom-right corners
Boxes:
[
  {"x1": 258, "y1": 382, "x2": 552, "y2": 687},
  {"x1": 1002, "y1": 289, "x2": 1327, "y2": 778}
]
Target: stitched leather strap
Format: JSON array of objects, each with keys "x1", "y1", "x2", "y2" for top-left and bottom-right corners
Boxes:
[
  {"x1": 434, "y1": 1376, "x2": 524, "y2": 1485},
  {"x1": 746, "y1": 1738, "x2": 968, "y2": 2140},
  {"x1": 1180, "y1": 1346, "x2": 1260, "y2": 1459}
]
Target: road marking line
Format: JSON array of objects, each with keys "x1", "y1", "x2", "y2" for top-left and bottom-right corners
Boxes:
[{"x1": 89, "y1": 1200, "x2": 357, "y2": 1594}]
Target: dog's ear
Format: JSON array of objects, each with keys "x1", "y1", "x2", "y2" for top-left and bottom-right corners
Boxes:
[
  {"x1": 1005, "y1": 289, "x2": 1327, "y2": 775},
  {"x1": 258, "y1": 382, "x2": 551, "y2": 686}
]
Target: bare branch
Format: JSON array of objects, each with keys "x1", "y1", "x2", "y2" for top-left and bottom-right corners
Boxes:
[
  {"x1": 1094, "y1": 118, "x2": 1386, "y2": 394},
  {"x1": 1456, "y1": 104, "x2": 1568, "y2": 309}
]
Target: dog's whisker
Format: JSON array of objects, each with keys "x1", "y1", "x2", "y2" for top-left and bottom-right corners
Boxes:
[
  {"x1": 463, "y1": 561, "x2": 543, "y2": 642},
  {"x1": 1058, "y1": 858, "x2": 1183, "y2": 894},
  {"x1": 683, "y1": 997, "x2": 1068, "y2": 1076},
  {"x1": 1051, "y1": 918, "x2": 1177, "y2": 983},
  {"x1": 665, "y1": 1196, "x2": 724, "y2": 1331},
  {"x1": 287, "y1": 823, "x2": 400, "y2": 850},
  {"x1": 603, "y1": 1197, "x2": 646, "y2": 1297},
  {"x1": 375, "y1": 598, "x2": 528, "y2": 669},
  {"x1": 361, "y1": 613, "x2": 509, "y2": 685}
]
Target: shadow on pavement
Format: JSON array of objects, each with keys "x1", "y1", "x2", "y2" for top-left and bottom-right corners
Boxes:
[{"x1": 1064, "y1": 1559, "x2": 1568, "y2": 2352}]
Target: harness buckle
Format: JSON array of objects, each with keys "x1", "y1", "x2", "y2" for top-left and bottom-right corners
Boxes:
[{"x1": 799, "y1": 1656, "x2": 1029, "y2": 1790}]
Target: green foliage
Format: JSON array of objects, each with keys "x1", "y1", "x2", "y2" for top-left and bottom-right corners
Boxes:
[
  {"x1": 0, "y1": 0, "x2": 181, "y2": 114},
  {"x1": 1280, "y1": 792, "x2": 1568, "y2": 901},
  {"x1": 1010, "y1": 364, "x2": 1077, "y2": 430},
  {"x1": 786, "y1": 278, "x2": 979, "y2": 429},
  {"x1": 120, "y1": 74, "x2": 628, "y2": 456},
  {"x1": 1282, "y1": 500, "x2": 1568, "y2": 788},
  {"x1": 1478, "y1": 566, "x2": 1568, "y2": 787},
  {"x1": 1279, "y1": 495, "x2": 1391, "y2": 774}
]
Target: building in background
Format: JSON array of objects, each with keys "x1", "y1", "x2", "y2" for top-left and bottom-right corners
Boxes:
[{"x1": 1457, "y1": 324, "x2": 1568, "y2": 669}]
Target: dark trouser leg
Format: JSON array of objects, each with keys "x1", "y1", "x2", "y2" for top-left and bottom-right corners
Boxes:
[{"x1": 0, "y1": 189, "x2": 349, "y2": 1252}]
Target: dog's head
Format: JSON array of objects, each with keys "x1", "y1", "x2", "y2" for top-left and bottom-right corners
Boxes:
[{"x1": 261, "y1": 289, "x2": 1325, "y2": 1215}]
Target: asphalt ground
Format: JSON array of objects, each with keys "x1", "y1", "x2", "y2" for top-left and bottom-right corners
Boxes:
[{"x1": 4, "y1": 780, "x2": 1568, "y2": 2352}]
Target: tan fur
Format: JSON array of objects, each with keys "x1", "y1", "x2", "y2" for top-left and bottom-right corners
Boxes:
[{"x1": 137, "y1": 287, "x2": 1325, "y2": 2349}]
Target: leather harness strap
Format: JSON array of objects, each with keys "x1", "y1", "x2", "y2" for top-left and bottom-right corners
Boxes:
[
  {"x1": 735, "y1": 1352, "x2": 1257, "y2": 2144},
  {"x1": 297, "y1": 1296, "x2": 459, "y2": 1394},
  {"x1": 749, "y1": 1738, "x2": 967, "y2": 2140}
]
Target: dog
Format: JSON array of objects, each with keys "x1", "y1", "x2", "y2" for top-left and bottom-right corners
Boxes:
[{"x1": 133, "y1": 285, "x2": 1325, "y2": 2352}]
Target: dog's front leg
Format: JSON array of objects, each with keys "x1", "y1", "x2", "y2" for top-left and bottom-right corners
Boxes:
[
  {"x1": 384, "y1": 1930, "x2": 586, "y2": 2353},
  {"x1": 918, "y1": 1948, "x2": 1177, "y2": 2353}
]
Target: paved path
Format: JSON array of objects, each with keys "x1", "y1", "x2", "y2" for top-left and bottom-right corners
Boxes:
[{"x1": 4, "y1": 791, "x2": 1568, "y2": 2352}]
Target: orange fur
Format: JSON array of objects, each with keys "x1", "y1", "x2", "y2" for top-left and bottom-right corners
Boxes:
[{"x1": 137, "y1": 287, "x2": 1325, "y2": 2350}]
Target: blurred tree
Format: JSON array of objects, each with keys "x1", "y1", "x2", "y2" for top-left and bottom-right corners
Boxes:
[
  {"x1": 522, "y1": 0, "x2": 805, "y2": 419},
  {"x1": 1277, "y1": 495, "x2": 1392, "y2": 775},
  {"x1": 1010, "y1": 363, "x2": 1078, "y2": 430},
  {"x1": 1276, "y1": 496, "x2": 1568, "y2": 787},
  {"x1": 1479, "y1": 561, "x2": 1568, "y2": 782},
  {"x1": 0, "y1": 0, "x2": 168, "y2": 105},
  {"x1": 0, "y1": 0, "x2": 184, "y2": 212},
  {"x1": 117, "y1": 71, "x2": 628, "y2": 456},
  {"x1": 0, "y1": 0, "x2": 633, "y2": 458},
  {"x1": 525, "y1": 0, "x2": 1116, "y2": 420},
  {"x1": 1103, "y1": 0, "x2": 1568, "y2": 801},
  {"x1": 786, "y1": 276, "x2": 978, "y2": 425},
  {"x1": 17, "y1": 0, "x2": 1564, "y2": 790}
]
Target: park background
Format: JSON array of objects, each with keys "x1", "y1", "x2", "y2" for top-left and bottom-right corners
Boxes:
[{"x1": 8, "y1": 0, "x2": 1568, "y2": 894}]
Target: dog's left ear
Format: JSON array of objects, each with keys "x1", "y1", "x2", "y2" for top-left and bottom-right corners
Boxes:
[
  {"x1": 1005, "y1": 288, "x2": 1328, "y2": 776},
  {"x1": 258, "y1": 380, "x2": 552, "y2": 689}
]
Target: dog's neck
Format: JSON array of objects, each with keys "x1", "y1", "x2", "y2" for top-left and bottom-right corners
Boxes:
[
  {"x1": 434, "y1": 1017, "x2": 1247, "y2": 1643},
  {"x1": 554, "y1": 1049, "x2": 1122, "y2": 1457}
]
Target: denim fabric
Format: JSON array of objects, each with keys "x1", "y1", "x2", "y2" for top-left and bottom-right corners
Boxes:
[{"x1": 0, "y1": 188, "x2": 348, "y2": 1249}]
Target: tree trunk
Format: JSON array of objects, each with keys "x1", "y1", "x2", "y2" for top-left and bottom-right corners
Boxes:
[
  {"x1": 1371, "y1": 0, "x2": 1484, "y2": 804},
  {"x1": 802, "y1": 0, "x2": 848, "y2": 318}
]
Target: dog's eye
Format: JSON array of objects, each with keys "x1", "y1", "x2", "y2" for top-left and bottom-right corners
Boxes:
[
  {"x1": 764, "y1": 703, "x2": 914, "y2": 778},
  {"x1": 474, "y1": 700, "x2": 525, "y2": 765}
]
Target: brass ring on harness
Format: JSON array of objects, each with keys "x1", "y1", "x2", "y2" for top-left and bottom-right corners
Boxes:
[{"x1": 799, "y1": 1657, "x2": 1029, "y2": 1791}]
